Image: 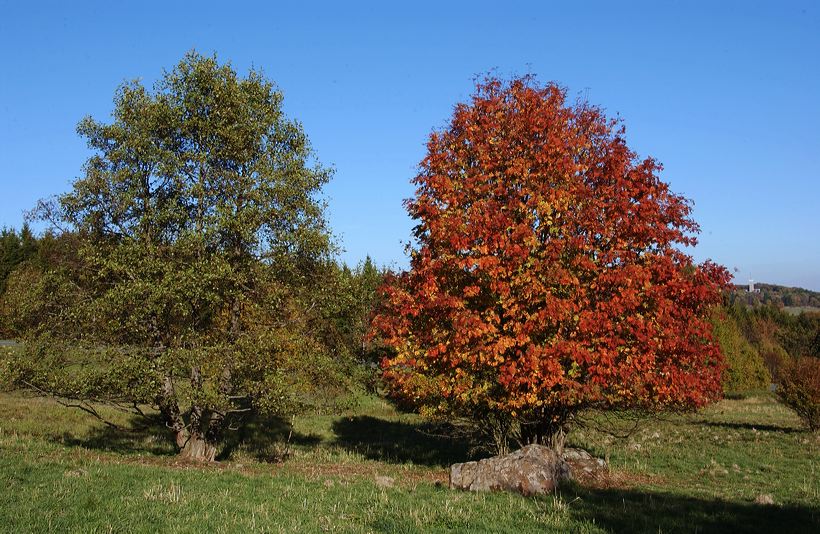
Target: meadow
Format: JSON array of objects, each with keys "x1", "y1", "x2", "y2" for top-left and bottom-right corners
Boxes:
[{"x1": 0, "y1": 389, "x2": 817, "y2": 533}]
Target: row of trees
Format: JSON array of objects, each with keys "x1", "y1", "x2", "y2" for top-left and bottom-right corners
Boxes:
[
  {"x1": 730, "y1": 302, "x2": 820, "y2": 361},
  {"x1": 714, "y1": 301, "x2": 820, "y2": 431},
  {"x1": 2, "y1": 53, "x2": 814, "y2": 463},
  {"x1": 709, "y1": 307, "x2": 771, "y2": 393}
]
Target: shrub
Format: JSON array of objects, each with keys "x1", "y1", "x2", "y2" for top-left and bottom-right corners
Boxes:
[
  {"x1": 758, "y1": 340, "x2": 792, "y2": 381},
  {"x1": 710, "y1": 309, "x2": 771, "y2": 392},
  {"x1": 776, "y1": 358, "x2": 820, "y2": 432}
]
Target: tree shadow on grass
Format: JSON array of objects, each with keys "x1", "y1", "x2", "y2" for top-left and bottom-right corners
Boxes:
[
  {"x1": 217, "y1": 413, "x2": 323, "y2": 462},
  {"x1": 562, "y1": 485, "x2": 819, "y2": 534},
  {"x1": 52, "y1": 412, "x2": 323, "y2": 462},
  {"x1": 695, "y1": 420, "x2": 802, "y2": 434},
  {"x1": 53, "y1": 415, "x2": 178, "y2": 456},
  {"x1": 331, "y1": 416, "x2": 474, "y2": 466}
]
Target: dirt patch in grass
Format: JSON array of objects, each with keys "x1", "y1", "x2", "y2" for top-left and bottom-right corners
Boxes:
[
  {"x1": 571, "y1": 463, "x2": 664, "y2": 490},
  {"x1": 282, "y1": 461, "x2": 449, "y2": 487}
]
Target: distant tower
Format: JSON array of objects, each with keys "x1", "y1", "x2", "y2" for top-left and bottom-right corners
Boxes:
[{"x1": 748, "y1": 279, "x2": 755, "y2": 293}]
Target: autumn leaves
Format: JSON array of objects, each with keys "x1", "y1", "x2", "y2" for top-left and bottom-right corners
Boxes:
[{"x1": 373, "y1": 76, "x2": 730, "y2": 449}]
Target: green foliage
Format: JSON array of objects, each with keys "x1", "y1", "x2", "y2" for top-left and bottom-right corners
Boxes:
[
  {"x1": 308, "y1": 261, "x2": 370, "y2": 357},
  {"x1": 1, "y1": 267, "x2": 80, "y2": 339},
  {"x1": 776, "y1": 357, "x2": 820, "y2": 431},
  {"x1": 6, "y1": 51, "x2": 348, "y2": 459},
  {"x1": 0, "y1": 231, "x2": 89, "y2": 338},
  {"x1": 306, "y1": 256, "x2": 388, "y2": 389},
  {"x1": 0, "y1": 224, "x2": 39, "y2": 336},
  {"x1": 710, "y1": 309, "x2": 770, "y2": 392}
]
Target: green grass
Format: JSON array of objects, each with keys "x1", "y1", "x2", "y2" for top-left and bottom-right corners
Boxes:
[{"x1": 0, "y1": 390, "x2": 817, "y2": 533}]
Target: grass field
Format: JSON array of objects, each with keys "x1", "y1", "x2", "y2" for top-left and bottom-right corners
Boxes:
[{"x1": 0, "y1": 390, "x2": 817, "y2": 533}]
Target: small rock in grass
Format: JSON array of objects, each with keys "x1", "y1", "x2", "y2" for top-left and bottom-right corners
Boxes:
[
  {"x1": 375, "y1": 475, "x2": 394, "y2": 489},
  {"x1": 754, "y1": 494, "x2": 775, "y2": 505}
]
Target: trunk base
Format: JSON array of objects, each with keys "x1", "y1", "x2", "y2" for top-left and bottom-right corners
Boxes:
[{"x1": 179, "y1": 435, "x2": 218, "y2": 462}]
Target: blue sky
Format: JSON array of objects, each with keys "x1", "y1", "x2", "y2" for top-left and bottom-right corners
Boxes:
[{"x1": 1, "y1": 1, "x2": 818, "y2": 289}]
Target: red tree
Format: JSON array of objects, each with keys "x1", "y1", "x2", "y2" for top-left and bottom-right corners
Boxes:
[{"x1": 372, "y1": 76, "x2": 730, "y2": 452}]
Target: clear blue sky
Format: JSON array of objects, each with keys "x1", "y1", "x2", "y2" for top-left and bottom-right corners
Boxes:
[{"x1": 1, "y1": 1, "x2": 818, "y2": 289}]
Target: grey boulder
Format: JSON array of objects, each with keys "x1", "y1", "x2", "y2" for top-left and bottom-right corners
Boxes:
[{"x1": 449, "y1": 444, "x2": 571, "y2": 496}]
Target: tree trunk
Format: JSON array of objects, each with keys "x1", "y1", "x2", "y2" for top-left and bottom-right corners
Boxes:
[
  {"x1": 520, "y1": 413, "x2": 571, "y2": 455},
  {"x1": 521, "y1": 427, "x2": 567, "y2": 455},
  {"x1": 179, "y1": 431, "x2": 218, "y2": 462},
  {"x1": 183, "y1": 366, "x2": 220, "y2": 461},
  {"x1": 542, "y1": 426, "x2": 567, "y2": 455},
  {"x1": 157, "y1": 372, "x2": 222, "y2": 462},
  {"x1": 157, "y1": 374, "x2": 188, "y2": 450}
]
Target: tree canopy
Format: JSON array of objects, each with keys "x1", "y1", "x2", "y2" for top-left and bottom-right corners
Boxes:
[
  {"x1": 373, "y1": 76, "x2": 731, "y2": 452},
  {"x1": 3, "y1": 52, "x2": 345, "y2": 460}
]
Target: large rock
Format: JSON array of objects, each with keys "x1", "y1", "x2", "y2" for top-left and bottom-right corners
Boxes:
[{"x1": 449, "y1": 444, "x2": 571, "y2": 496}]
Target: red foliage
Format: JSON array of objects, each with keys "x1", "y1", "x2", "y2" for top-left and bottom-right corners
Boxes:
[{"x1": 372, "y1": 77, "x2": 730, "y2": 434}]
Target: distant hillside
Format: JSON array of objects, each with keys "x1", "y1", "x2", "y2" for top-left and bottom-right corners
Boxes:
[{"x1": 731, "y1": 283, "x2": 820, "y2": 310}]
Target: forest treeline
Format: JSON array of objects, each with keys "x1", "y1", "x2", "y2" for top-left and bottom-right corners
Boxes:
[{"x1": 731, "y1": 283, "x2": 820, "y2": 309}]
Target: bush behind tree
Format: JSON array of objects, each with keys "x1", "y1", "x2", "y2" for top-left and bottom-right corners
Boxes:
[
  {"x1": 710, "y1": 309, "x2": 770, "y2": 392},
  {"x1": 776, "y1": 357, "x2": 820, "y2": 432}
]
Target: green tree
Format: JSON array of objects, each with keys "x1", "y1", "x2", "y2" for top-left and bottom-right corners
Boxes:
[
  {"x1": 3, "y1": 52, "x2": 343, "y2": 461},
  {"x1": 304, "y1": 256, "x2": 388, "y2": 390}
]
